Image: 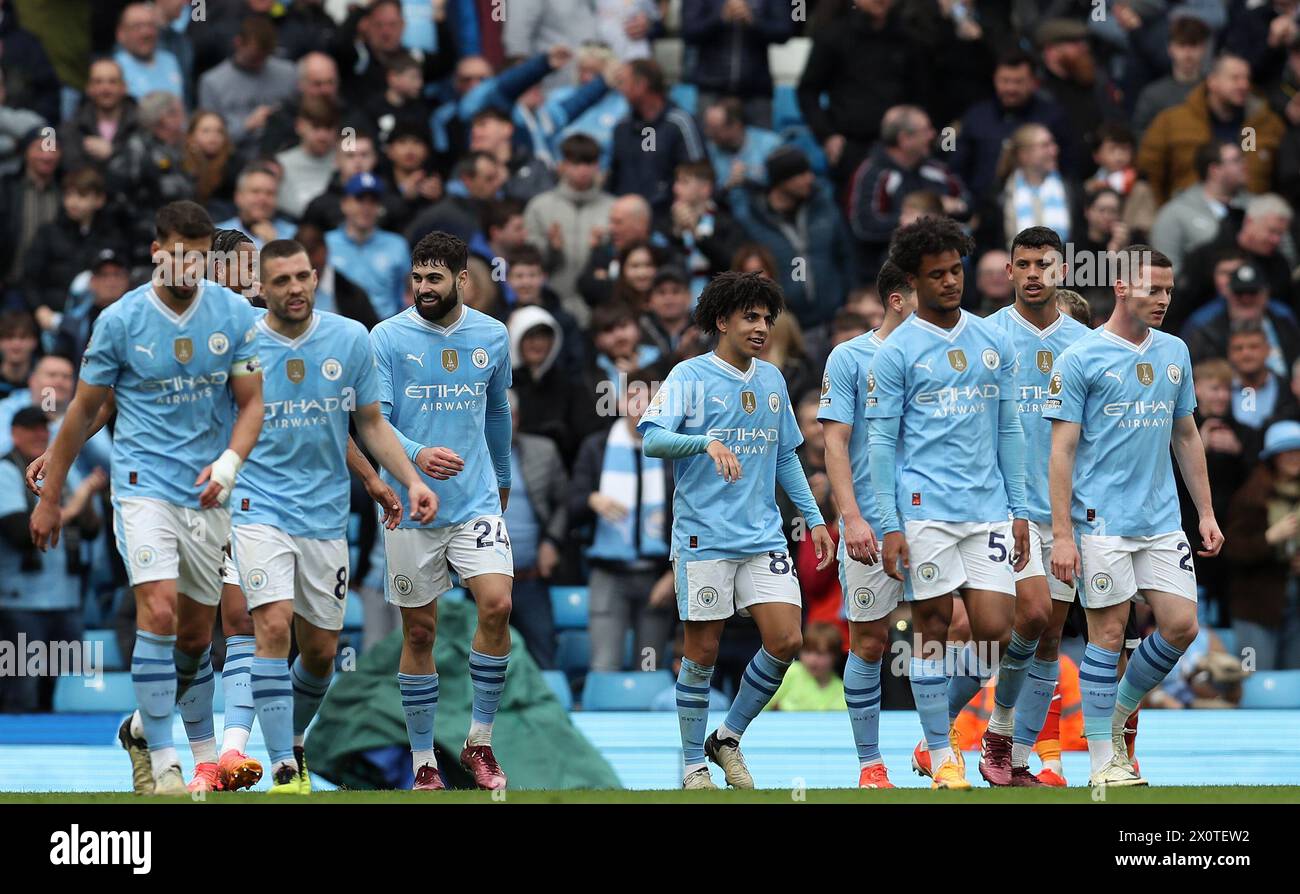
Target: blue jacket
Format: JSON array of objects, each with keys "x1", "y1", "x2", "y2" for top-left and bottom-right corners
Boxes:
[
  {"x1": 609, "y1": 102, "x2": 706, "y2": 210},
  {"x1": 953, "y1": 93, "x2": 1074, "y2": 201},
  {"x1": 729, "y1": 182, "x2": 856, "y2": 329},
  {"x1": 681, "y1": 0, "x2": 792, "y2": 99}
]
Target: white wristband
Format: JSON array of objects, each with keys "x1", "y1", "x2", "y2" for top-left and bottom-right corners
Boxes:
[{"x1": 210, "y1": 449, "x2": 243, "y2": 504}]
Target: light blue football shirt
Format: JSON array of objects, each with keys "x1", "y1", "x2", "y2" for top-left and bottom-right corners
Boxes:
[
  {"x1": 79, "y1": 281, "x2": 260, "y2": 509},
  {"x1": 1043, "y1": 326, "x2": 1196, "y2": 537},
  {"x1": 987, "y1": 305, "x2": 1090, "y2": 525},
  {"x1": 637, "y1": 353, "x2": 801, "y2": 561},
  {"x1": 864, "y1": 310, "x2": 1017, "y2": 525},
  {"x1": 326, "y1": 227, "x2": 410, "y2": 320},
  {"x1": 371, "y1": 305, "x2": 512, "y2": 529},
  {"x1": 232, "y1": 311, "x2": 379, "y2": 540},
  {"x1": 817, "y1": 330, "x2": 885, "y2": 529}
]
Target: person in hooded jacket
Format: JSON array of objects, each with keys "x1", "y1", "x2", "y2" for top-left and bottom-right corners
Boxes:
[{"x1": 507, "y1": 304, "x2": 598, "y2": 465}]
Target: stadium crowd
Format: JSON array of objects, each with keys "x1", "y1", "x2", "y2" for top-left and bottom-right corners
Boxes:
[{"x1": 0, "y1": 0, "x2": 1299, "y2": 713}]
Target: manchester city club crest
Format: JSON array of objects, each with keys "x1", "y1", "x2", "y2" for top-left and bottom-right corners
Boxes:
[
  {"x1": 853, "y1": 588, "x2": 875, "y2": 610},
  {"x1": 208, "y1": 332, "x2": 229, "y2": 355},
  {"x1": 1037, "y1": 350, "x2": 1053, "y2": 374},
  {"x1": 286, "y1": 358, "x2": 306, "y2": 384},
  {"x1": 697, "y1": 586, "x2": 719, "y2": 608},
  {"x1": 134, "y1": 546, "x2": 155, "y2": 568},
  {"x1": 472, "y1": 347, "x2": 489, "y2": 368},
  {"x1": 1167, "y1": 363, "x2": 1181, "y2": 385},
  {"x1": 173, "y1": 337, "x2": 194, "y2": 363},
  {"x1": 321, "y1": 358, "x2": 342, "y2": 381},
  {"x1": 246, "y1": 568, "x2": 268, "y2": 591},
  {"x1": 918, "y1": 562, "x2": 939, "y2": 583},
  {"x1": 442, "y1": 349, "x2": 459, "y2": 372},
  {"x1": 947, "y1": 349, "x2": 967, "y2": 372},
  {"x1": 1136, "y1": 362, "x2": 1154, "y2": 386},
  {"x1": 768, "y1": 392, "x2": 780, "y2": 413},
  {"x1": 393, "y1": 575, "x2": 414, "y2": 597},
  {"x1": 1091, "y1": 573, "x2": 1113, "y2": 595},
  {"x1": 981, "y1": 348, "x2": 999, "y2": 370},
  {"x1": 741, "y1": 390, "x2": 757, "y2": 414}
]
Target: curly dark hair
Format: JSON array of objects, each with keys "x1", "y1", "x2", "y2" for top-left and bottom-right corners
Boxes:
[
  {"x1": 693, "y1": 271, "x2": 785, "y2": 335},
  {"x1": 888, "y1": 216, "x2": 975, "y2": 277},
  {"x1": 412, "y1": 230, "x2": 468, "y2": 274},
  {"x1": 211, "y1": 228, "x2": 253, "y2": 254}
]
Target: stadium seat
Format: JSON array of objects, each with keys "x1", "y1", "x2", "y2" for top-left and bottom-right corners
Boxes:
[
  {"x1": 581, "y1": 671, "x2": 675, "y2": 711},
  {"x1": 53, "y1": 672, "x2": 136, "y2": 713},
  {"x1": 550, "y1": 586, "x2": 589, "y2": 630},
  {"x1": 669, "y1": 82, "x2": 698, "y2": 117},
  {"x1": 541, "y1": 670, "x2": 573, "y2": 711},
  {"x1": 555, "y1": 630, "x2": 591, "y2": 677},
  {"x1": 1240, "y1": 671, "x2": 1300, "y2": 709},
  {"x1": 84, "y1": 629, "x2": 123, "y2": 671}
]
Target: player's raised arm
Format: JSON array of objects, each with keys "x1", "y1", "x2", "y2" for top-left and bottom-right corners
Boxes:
[
  {"x1": 1171, "y1": 415, "x2": 1224, "y2": 557},
  {"x1": 353, "y1": 403, "x2": 439, "y2": 524},
  {"x1": 1047, "y1": 419, "x2": 1082, "y2": 583},
  {"x1": 29, "y1": 381, "x2": 111, "y2": 550}
]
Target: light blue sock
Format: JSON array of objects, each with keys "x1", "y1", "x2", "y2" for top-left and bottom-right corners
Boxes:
[
  {"x1": 132, "y1": 630, "x2": 177, "y2": 753},
  {"x1": 1117, "y1": 631, "x2": 1184, "y2": 718},
  {"x1": 398, "y1": 672, "x2": 439, "y2": 755},
  {"x1": 468, "y1": 649, "x2": 509, "y2": 726},
  {"x1": 290, "y1": 656, "x2": 332, "y2": 740},
  {"x1": 251, "y1": 657, "x2": 295, "y2": 767},
  {"x1": 722, "y1": 647, "x2": 790, "y2": 739},
  {"x1": 1013, "y1": 656, "x2": 1060, "y2": 751},
  {"x1": 989, "y1": 630, "x2": 1039, "y2": 735},
  {"x1": 844, "y1": 652, "x2": 883, "y2": 765},
  {"x1": 947, "y1": 642, "x2": 992, "y2": 721},
  {"x1": 174, "y1": 645, "x2": 215, "y2": 760},
  {"x1": 221, "y1": 635, "x2": 256, "y2": 743},
  {"x1": 1080, "y1": 643, "x2": 1120, "y2": 741},
  {"x1": 676, "y1": 657, "x2": 714, "y2": 769},
  {"x1": 911, "y1": 656, "x2": 950, "y2": 753}
]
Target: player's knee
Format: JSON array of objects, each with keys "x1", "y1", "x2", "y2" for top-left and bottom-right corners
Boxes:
[
  {"x1": 765, "y1": 629, "x2": 802, "y2": 662},
  {"x1": 476, "y1": 590, "x2": 512, "y2": 629},
  {"x1": 850, "y1": 629, "x2": 888, "y2": 663},
  {"x1": 403, "y1": 620, "x2": 436, "y2": 652},
  {"x1": 1019, "y1": 602, "x2": 1052, "y2": 639},
  {"x1": 1161, "y1": 614, "x2": 1199, "y2": 650},
  {"x1": 221, "y1": 602, "x2": 254, "y2": 636},
  {"x1": 175, "y1": 627, "x2": 211, "y2": 657},
  {"x1": 256, "y1": 615, "x2": 293, "y2": 654},
  {"x1": 299, "y1": 642, "x2": 337, "y2": 676},
  {"x1": 136, "y1": 590, "x2": 176, "y2": 633}
]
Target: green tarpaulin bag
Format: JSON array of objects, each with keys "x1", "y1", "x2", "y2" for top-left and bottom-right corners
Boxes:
[{"x1": 307, "y1": 598, "x2": 621, "y2": 790}]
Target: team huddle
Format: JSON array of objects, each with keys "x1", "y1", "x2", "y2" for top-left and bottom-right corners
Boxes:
[{"x1": 25, "y1": 199, "x2": 1220, "y2": 795}]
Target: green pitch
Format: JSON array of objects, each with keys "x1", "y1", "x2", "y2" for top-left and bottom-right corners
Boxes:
[{"x1": 3, "y1": 786, "x2": 1298, "y2": 804}]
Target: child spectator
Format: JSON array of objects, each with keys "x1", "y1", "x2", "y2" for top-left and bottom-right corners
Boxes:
[{"x1": 767, "y1": 622, "x2": 848, "y2": 711}]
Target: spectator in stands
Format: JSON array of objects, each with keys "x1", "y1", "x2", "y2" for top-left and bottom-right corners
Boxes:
[
  {"x1": 1186, "y1": 261, "x2": 1300, "y2": 375},
  {"x1": 608, "y1": 58, "x2": 706, "y2": 211},
  {"x1": 325, "y1": 172, "x2": 409, "y2": 320},
  {"x1": 569, "y1": 372, "x2": 675, "y2": 673},
  {"x1": 608, "y1": 241, "x2": 659, "y2": 313},
  {"x1": 198, "y1": 14, "x2": 297, "y2": 155},
  {"x1": 57, "y1": 59, "x2": 139, "y2": 176},
  {"x1": 1150, "y1": 141, "x2": 1248, "y2": 270},
  {"x1": 151, "y1": 0, "x2": 194, "y2": 105},
  {"x1": 996, "y1": 123, "x2": 1077, "y2": 247},
  {"x1": 0, "y1": 312, "x2": 36, "y2": 401},
  {"x1": 588, "y1": 300, "x2": 660, "y2": 397},
  {"x1": 701, "y1": 96, "x2": 782, "y2": 192},
  {"x1": 954, "y1": 48, "x2": 1073, "y2": 204},
  {"x1": 657, "y1": 160, "x2": 743, "y2": 297},
  {"x1": 829, "y1": 307, "x2": 870, "y2": 347},
  {"x1": 682, "y1": 0, "x2": 793, "y2": 128},
  {"x1": 797, "y1": 0, "x2": 930, "y2": 196},
  {"x1": 1267, "y1": 30, "x2": 1300, "y2": 124},
  {"x1": 1148, "y1": 628, "x2": 1245, "y2": 708},
  {"x1": 23, "y1": 168, "x2": 124, "y2": 323},
  {"x1": 1086, "y1": 123, "x2": 1157, "y2": 239},
  {"x1": 276, "y1": 0, "x2": 342, "y2": 61},
  {"x1": 51, "y1": 249, "x2": 130, "y2": 368},
  {"x1": 766, "y1": 622, "x2": 847, "y2": 711},
  {"x1": 0, "y1": 131, "x2": 62, "y2": 293},
  {"x1": 1132, "y1": 15, "x2": 1212, "y2": 137},
  {"x1": 468, "y1": 106, "x2": 555, "y2": 204},
  {"x1": 1073, "y1": 187, "x2": 1130, "y2": 261},
  {"x1": 1036, "y1": 19, "x2": 1124, "y2": 174},
  {"x1": 0, "y1": 354, "x2": 109, "y2": 471},
  {"x1": 106, "y1": 92, "x2": 196, "y2": 260},
  {"x1": 1138, "y1": 53, "x2": 1285, "y2": 204},
  {"x1": 380, "y1": 122, "x2": 441, "y2": 234},
  {"x1": 502, "y1": 0, "x2": 598, "y2": 65},
  {"x1": 183, "y1": 111, "x2": 237, "y2": 216},
  {"x1": 577, "y1": 193, "x2": 667, "y2": 309},
  {"x1": 113, "y1": 2, "x2": 185, "y2": 103},
  {"x1": 731, "y1": 145, "x2": 856, "y2": 360},
  {"x1": 404, "y1": 150, "x2": 505, "y2": 244},
  {"x1": 1222, "y1": 0, "x2": 1298, "y2": 87},
  {"x1": 523, "y1": 134, "x2": 615, "y2": 322},
  {"x1": 1176, "y1": 193, "x2": 1295, "y2": 329},
  {"x1": 506, "y1": 245, "x2": 584, "y2": 374},
  {"x1": 0, "y1": 0, "x2": 59, "y2": 124},
  {"x1": 1227, "y1": 319, "x2": 1300, "y2": 462},
  {"x1": 260, "y1": 52, "x2": 345, "y2": 157},
  {"x1": 361, "y1": 50, "x2": 432, "y2": 147},
  {"x1": 215, "y1": 162, "x2": 295, "y2": 249},
  {"x1": 294, "y1": 223, "x2": 377, "y2": 328},
  {"x1": 332, "y1": 0, "x2": 455, "y2": 107},
  {"x1": 848, "y1": 105, "x2": 969, "y2": 282},
  {"x1": 639, "y1": 266, "x2": 695, "y2": 360},
  {"x1": 1225, "y1": 418, "x2": 1300, "y2": 670},
  {"x1": 275, "y1": 96, "x2": 341, "y2": 220},
  {"x1": 509, "y1": 304, "x2": 593, "y2": 461},
  {"x1": 543, "y1": 43, "x2": 629, "y2": 167},
  {"x1": 504, "y1": 390, "x2": 569, "y2": 670},
  {"x1": 0, "y1": 406, "x2": 106, "y2": 712},
  {"x1": 973, "y1": 249, "x2": 1013, "y2": 316},
  {"x1": 301, "y1": 131, "x2": 405, "y2": 232},
  {"x1": 759, "y1": 312, "x2": 814, "y2": 406}
]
